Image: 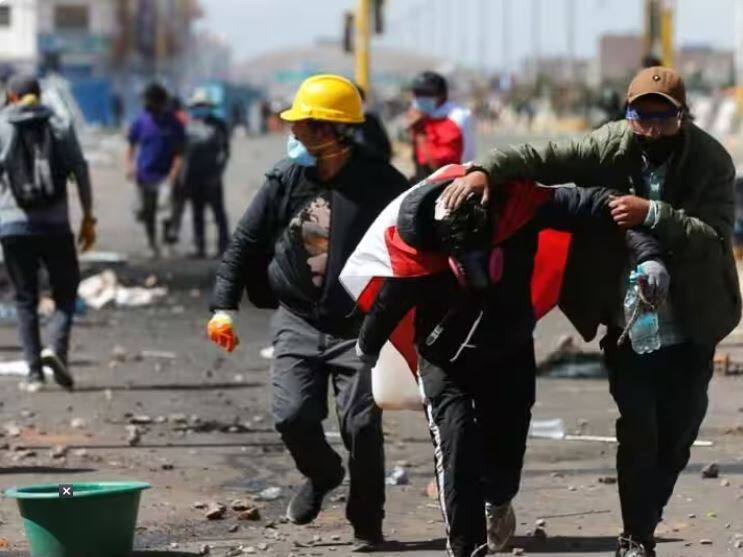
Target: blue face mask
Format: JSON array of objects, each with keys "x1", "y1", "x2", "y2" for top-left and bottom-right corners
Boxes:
[
  {"x1": 286, "y1": 134, "x2": 317, "y2": 167},
  {"x1": 413, "y1": 96, "x2": 439, "y2": 115}
]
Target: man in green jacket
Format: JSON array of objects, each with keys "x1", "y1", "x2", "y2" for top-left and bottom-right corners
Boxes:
[{"x1": 440, "y1": 67, "x2": 741, "y2": 557}]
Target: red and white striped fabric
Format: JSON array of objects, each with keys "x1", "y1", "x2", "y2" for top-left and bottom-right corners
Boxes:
[{"x1": 340, "y1": 164, "x2": 572, "y2": 407}]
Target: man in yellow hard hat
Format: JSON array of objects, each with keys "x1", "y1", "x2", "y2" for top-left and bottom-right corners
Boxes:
[{"x1": 207, "y1": 74, "x2": 408, "y2": 550}]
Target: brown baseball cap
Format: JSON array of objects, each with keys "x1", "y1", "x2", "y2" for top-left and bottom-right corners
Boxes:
[{"x1": 626, "y1": 66, "x2": 686, "y2": 108}]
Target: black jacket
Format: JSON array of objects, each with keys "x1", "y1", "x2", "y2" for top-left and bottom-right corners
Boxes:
[
  {"x1": 357, "y1": 186, "x2": 664, "y2": 367},
  {"x1": 212, "y1": 149, "x2": 408, "y2": 337}
]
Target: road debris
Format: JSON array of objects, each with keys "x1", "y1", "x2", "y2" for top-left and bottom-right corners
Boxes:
[
  {"x1": 385, "y1": 466, "x2": 409, "y2": 486},
  {"x1": 125, "y1": 425, "x2": 142, "y2": 446},
  {"x1": 205, "y1": 502, "x2": 227, "y2": 520},
  {"x1": 237, "y1": 508, "x2": 261, "y2": 521},
  {"x1": 256, "y1": 487, "x2": 282, "y2": 501},
  {"x1": 70, "y1": 418, "x2": 87, "y2": 429},
  {"x1": 529, "y1": 418, "x2": 565, "y2": 440},
  {"x1": 50, "y1": 445, "x2": 68, "y2": 459},
  {"x1": 78, "y1": 270, "x2": 168, "y2": 309},
  {"x1": 702, "y1": 463, "x2": 720, "y2": 479}
]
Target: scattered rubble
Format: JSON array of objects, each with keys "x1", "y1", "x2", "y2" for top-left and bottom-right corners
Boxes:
[
  {"x1": 50, "y1": 445, "x2": 68, "y2": 459},
  {"x1": 702, "y1": 463, "x2": 720, "y2": 479},
  {"x1": 237, "y1": 508, "x2": 261, "y2": 521},
  {"x1": 125, "y1": 425, "x2": 142, "y2": 446},
  {"x1": 256, "y1": 487, "x2": 282, "y2": 501},
  {"x1": 205, "y1": 502, "x2": 227, "y2": 520},
  {"x1": 70, "y1": 418, "x2": 87, "y2": 430},
  {"x1": 385, "y1": 466, "x2": 409, "y2": 486}
]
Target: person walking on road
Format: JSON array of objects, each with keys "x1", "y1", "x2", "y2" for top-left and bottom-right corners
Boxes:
[
  {"x1": 407, "y1": 71, "x2": 475, "y2": 183},
  {"x1": 0, "y1": 75, "x2": 96, "y2": 392},
  {"x1": 207, "y1": 74, "x2": 408, "y2": 550},
  {"x1": 439, "y1": 66, "x2": 741, "y2": 557},
  {"x1": 165, "y1": 88, "x2": 231, "y2": 258},
  {"x1": 126, "y1": 83, "x2": 185, "y2": 259}
]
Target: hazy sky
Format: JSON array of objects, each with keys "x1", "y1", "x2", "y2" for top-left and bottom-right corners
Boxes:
[{"x1": 197, "y1": 0, "x2": 738, "y2": 68}]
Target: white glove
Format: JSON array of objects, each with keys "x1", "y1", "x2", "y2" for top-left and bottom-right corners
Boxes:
[{"x1": 638, "y1": 260, "x2": 670, "y2": 305}]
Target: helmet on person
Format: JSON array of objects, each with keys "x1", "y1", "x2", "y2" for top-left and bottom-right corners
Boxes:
[
  {"x1": 411, "y1": 71, "x2": 448, "y2": 99},
  {"x1": 280, "y1": 74, "x2": 364, "y2": 124}
]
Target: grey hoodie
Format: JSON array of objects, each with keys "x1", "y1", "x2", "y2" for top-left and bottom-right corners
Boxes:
[{"x1": 0, "y1": 103, "x2": 92, "y2": 237}]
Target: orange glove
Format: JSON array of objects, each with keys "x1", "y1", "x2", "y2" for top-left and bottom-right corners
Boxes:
[
  {"x1": 207, "y1": 311, "x2": 240, "y2": 353},
  {"x1": 78, "y1": 215, "x2": 97, "y2": 252}
]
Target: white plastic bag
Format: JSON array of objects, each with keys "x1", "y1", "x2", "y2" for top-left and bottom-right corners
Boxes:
[{"x1": 371, "y1": 342, "x2": 423, "y2": 411}]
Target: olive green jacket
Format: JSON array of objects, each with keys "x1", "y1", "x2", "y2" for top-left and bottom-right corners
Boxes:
[{"x1": 474, "y1": 120, "x2": 741, "y2": 347}]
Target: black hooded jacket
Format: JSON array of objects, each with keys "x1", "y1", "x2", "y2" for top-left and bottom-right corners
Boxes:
[{"x1": 212, "y1": 149, "x2": 408, "y2": 337}]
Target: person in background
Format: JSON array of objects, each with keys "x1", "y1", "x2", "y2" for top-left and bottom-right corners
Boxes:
[
  {"x1": 440, "y1": 66, "x2": 740, "y2": 557},
  {"x1": 169, "y1": 95, "x2": 188, "y2": 126},
  {"x1": 126, "y1": 83, "x2": 185, "y2": 259},
  {"x1": 207, "y1": 74, "x2": 408, "y2": 551},
  {"x1": 407, "y1": 71, "x2": 475, "y2": 183},
  {"x1": 353, "y1": 83, "x2": 392, "y2": 162},
  {"x1": 165, "y1": 88, "x2": 230, "y2": 258},
  {"x1": 0, "y1": 75, "x2": 96, "y2": 392}
]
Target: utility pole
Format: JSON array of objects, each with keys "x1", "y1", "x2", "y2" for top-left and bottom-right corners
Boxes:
[
  {"x1": 355, "y1": 0, "x2": 371, "y2": 93},
  {"x1": 645, "y1": 0, "x2": 674, "y2": 67}
]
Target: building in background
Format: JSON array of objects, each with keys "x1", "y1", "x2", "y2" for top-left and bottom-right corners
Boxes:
[
  {"x1": 0, "y1": 0, "x2": 39, "y2": 77},
  {"x1": 0, "y1": 0, "x2": 205, "y2": 125},
  {"x1": 677, "y1": 46, "x2": 734, "y2": 90},
  {"x1": 599, "y1": 34, "x2": 645, "y2": 84}
]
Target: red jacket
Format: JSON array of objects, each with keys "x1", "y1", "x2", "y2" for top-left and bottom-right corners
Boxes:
[{"x1": 413, "y1": 116, "x2": 464, "y2": 168}]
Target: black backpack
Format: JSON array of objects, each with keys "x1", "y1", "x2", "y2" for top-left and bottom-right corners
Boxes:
[
  {"x1": 183, "y1": 117, "x2": 227, "y2": 181},
  {"x1": 6, "y1": 120, "x2": 66, "y2": 210}
]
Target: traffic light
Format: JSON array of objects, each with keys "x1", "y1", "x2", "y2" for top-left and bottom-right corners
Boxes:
[
  {"x1": 372, "y1": 0, "x2": 384, "y2": 34},
  {"x1": 343, "y1": 11, "x2": 354, "y2": 54}
]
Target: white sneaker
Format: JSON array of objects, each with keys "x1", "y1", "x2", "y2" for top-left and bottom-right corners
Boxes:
[
  {"x1": 260, "y1": 345, "x2": 274, "y2": 360},
  {"x1": 147, "y1": 246, "x2": 161, "y2": 260},
  {"x1": 485, "y1": 501, "x2": 516, "y2": 552}
]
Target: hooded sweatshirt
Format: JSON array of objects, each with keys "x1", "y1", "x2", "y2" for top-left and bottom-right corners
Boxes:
[{"x1": 0, "y1": 103, "x2": 92, "y2": 237}]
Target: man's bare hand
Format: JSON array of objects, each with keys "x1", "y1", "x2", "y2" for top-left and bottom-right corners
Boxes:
[
  {"x1": 439, "y1": 170, "x2": 491, "y2": 211},
  {"x1": 609, "y1": 195, "x2": 650, "y2": 228},
  {"x1": 406, "y1": 107, "x2": 425, "y2": 131}
]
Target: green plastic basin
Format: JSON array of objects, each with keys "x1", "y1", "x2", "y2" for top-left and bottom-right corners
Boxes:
[{"x1": 5, "y1": 481, "x2": 150, "y2": 557}]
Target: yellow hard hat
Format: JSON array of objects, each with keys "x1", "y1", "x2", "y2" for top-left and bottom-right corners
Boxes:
[{"x1": 280, "y1": 74, "x2": 364, "y2": 124}]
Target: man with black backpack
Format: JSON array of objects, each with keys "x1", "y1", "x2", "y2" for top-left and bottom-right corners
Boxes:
[
  {"x1": 207, "y1": 74, "x2": 408, "y2": 550},
  {"x1": 164, "y1": 88, "x2": 230, "y2": 258},
  {"x1": 0, "y1": 75, "x2": 96, "y2": 392}
]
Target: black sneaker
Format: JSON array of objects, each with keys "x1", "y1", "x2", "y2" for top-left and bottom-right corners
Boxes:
[
  {"x1": 41, "y1": 349, "x2": 74, "y2": 390},
  {"x1": 351, "y1": 526, "x2": 384, "y2": 552},
  {"x1": 286, "y1": 468, "x2": 345, "y2": 525},
  {"x1": 616, "y1": 535, "x2": 655, "y2": 557}
]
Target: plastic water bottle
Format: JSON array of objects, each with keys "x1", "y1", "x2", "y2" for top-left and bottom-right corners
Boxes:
[{"x1": 624, "y1": 270, "x2": 661, "y2": 354}]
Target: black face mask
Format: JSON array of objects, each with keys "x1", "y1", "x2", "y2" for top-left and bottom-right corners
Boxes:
[{"x1": 636, "y1": 133, "x2": 682, "y2": 166}]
